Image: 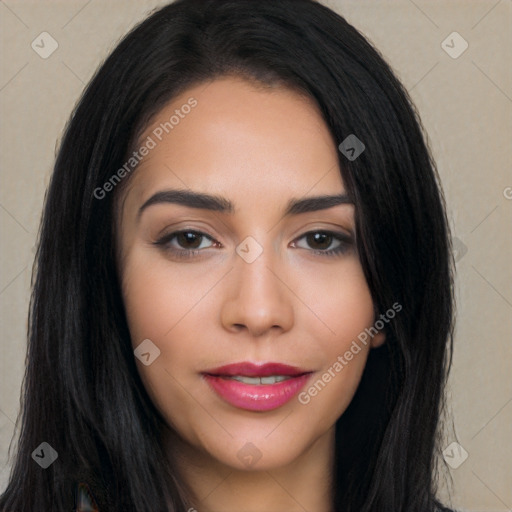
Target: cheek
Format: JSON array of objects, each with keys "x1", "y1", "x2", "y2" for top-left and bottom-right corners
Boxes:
[
  {"x1": 119, "y1": 249, "x2": 215, "y2": 426},
  {"x1": 121, "y1": 249, "x2": 210, "y2": 343},
  {"x1": 295, "y1": 256, "x2": 375, "y2": 345},
  {"x1": 292, "y1": 259, "x2": 376, "y2": 423}
]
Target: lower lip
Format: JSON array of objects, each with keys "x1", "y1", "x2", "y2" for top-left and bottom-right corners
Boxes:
[{"x1": 203, "y1": 374, "x2": 311, "y2": 412}]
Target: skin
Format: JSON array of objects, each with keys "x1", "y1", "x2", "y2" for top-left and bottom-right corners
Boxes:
[{"x1": 115, "y1": 76, "x2": 385, "y2": 512}]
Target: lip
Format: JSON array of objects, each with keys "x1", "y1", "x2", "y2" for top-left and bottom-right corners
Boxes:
[
  {"x1": 204, "y1": 362, "x2": 310, "y2": 377},
  {"x1": 202, "y1": 362, "x2": 313, "y2": 412}
]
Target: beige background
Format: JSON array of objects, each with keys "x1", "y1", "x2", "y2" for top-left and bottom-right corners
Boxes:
[{"x1": 1, "y1": 1, "x2": 511, "y2": 510}]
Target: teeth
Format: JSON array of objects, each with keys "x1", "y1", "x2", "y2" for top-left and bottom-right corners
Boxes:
[
  {"x1": 261, "y1": 376, "x2": 289, "y2": 384},
  {"x1": 228, "y1": 375, "x2": 292, "y2": 385},
  {"x1": 232, "y1": 376, "x2": 261, "y2": 385}
]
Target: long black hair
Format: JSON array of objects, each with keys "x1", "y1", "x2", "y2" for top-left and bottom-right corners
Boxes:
[{"x1": 0, "y1": 0, "x2": 455, "y2": 510}]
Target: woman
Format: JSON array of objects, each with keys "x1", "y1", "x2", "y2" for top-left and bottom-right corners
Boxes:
[{"x1": 0, "y1": 0, "x2": 456, "y2": 510}]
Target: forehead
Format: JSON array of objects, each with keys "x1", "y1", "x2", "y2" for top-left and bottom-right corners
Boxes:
[{"x1": 119, "y1": 76, "x2": 344, "y2": 216}]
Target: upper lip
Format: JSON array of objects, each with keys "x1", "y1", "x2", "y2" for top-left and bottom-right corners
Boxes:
[{"x1": 203, "y1": 362, "x2": 312, "y2": 377}]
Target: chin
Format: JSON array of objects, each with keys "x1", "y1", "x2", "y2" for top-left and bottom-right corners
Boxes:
[{"x1": 193, "y1": 424, "x2": 324, "y2": 472}]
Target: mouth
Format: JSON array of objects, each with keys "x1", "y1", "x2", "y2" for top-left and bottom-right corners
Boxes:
[{"x1": 202, "y1": 362, "x2": 313, "y2": 412}]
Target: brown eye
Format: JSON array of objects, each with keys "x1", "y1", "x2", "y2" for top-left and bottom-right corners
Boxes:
[
  {"x1": 306, "y1": 232, "x2": 334, "y2": 250},
  {"x1": 153, "y1": 230, "x2": 217, "y2": 260},
  {"x1": 175, "y1": 231, "x2": 204, "y2": 249},
  {"x1": 293, "y1": 230, "x2": 352, "y2": 257}
]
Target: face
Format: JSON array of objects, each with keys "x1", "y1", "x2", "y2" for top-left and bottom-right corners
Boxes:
[{"x1": 115, "y1": 76, "x2": 385, "y2": 473}]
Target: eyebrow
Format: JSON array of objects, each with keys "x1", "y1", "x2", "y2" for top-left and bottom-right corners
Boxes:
[{"x1": 137, "y1": 188, "x2": 352, "y2": 221}]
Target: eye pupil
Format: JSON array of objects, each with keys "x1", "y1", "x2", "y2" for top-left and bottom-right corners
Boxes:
[
  {"x1": 308, "y1": 232, "x2": 331, "y2": 249},
  {"x1": 178, "y1": 231, "x2": 202, "y2": 248}
]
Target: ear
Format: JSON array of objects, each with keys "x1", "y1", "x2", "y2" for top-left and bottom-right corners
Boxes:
[{"x1": 370, "y1": 330, "x2": 386, "y2": 348}]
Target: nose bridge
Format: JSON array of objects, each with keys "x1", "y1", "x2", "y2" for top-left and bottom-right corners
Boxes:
[
  {"x1": 220, "y1": 233, "x2": 294, "y2": 335},
  {"x1": 235, "y1": 234, "x2": 283, "y2": 307}
]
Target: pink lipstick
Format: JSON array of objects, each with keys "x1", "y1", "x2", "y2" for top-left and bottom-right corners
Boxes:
[{"x1": 202, "y1": 362, "x2": 313, "y2": 412}]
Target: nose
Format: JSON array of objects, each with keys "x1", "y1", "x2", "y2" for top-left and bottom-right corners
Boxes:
[{"x1": 220, "y1": 242, "x2": 294, "y2": 338}]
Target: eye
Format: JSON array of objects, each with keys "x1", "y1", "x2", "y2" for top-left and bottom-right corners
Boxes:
[
  {"x1": 292, "y1": 230, "x2": 352, "y2": 257},
  {"x1": 153, "y1": 228, "x2": 353, "y2": 260},
  {"x1": 153, "y1": 230, "x2": 217, "y2": 259}
]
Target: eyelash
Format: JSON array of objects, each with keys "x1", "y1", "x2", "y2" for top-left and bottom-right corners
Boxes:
[{"x1": 153, "y1": 229, "x2": 352, "y2": 260}]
